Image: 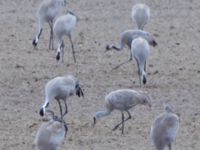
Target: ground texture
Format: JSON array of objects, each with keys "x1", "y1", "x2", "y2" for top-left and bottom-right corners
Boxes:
[{"x1": 0, "y1": 0, "x2": 200, "y2": 150}]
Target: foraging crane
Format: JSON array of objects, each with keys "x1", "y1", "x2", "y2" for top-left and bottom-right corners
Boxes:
[
  {"x1": 106, "y1": 29, "x2": 157, "y2": 70},
  {"x1": 32, "y1": 0, "x2": 66, "y2": 50},
  {"x1": 150, "y1": 104, "x2": 180, "y2": 150},
  {"x1": 35, "y1": 111, "x2": 68, "y2": 150},
  {"x1": 131, "y1": 37, "x2": 150, "y2": 87},
  {"x1": 93, "y1": 89, "x2": 151, "y2": 134},
  {"x1": 54, "y1": 11, "x2": 78, "y2": 63},
  {"x1": 39, "y1": 75, "x2": 84, "y2": 119}
]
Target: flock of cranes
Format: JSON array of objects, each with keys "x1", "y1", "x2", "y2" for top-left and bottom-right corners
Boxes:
[{"x1": 32, "y1": 1, "x2": 180, "y2": 150}]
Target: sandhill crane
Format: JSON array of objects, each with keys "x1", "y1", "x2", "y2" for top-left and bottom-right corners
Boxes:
[
  {"x1": 131, "y1": 3, "x2": 150, "y2": 30},
  {"x1": 39, "y1": 75, "x2": 84, "y2": 119},
  {"x1": 35, "y1": 111, "x2": 68, "y2": 150},
  {"x1": 93, "y1": 89, "x2": 151, "y2": 134},
  {"x1": 106, "y1": 29, "x2": 157, "y2": 70},
  {"x1": 54, "y1": 11, "x2": 78, "y2": 63},
  {"x1": 150, "y1": 104, "x2": 180, "y2": 150},
  {"x1": 131, "y1": 37, "x2": 150, "y2": 87},
  {"x1": 32, "y1": 0, "x2": 66, "y2": 50}
]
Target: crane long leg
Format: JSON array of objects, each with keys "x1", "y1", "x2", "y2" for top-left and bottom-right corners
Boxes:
[
  {"x1": 48, "y1": 23, "x2": 52, "y2": 50},
  {"x1": 111, "y1": 58, "x2": 132, "y2": 71},
  {"x1": 56, "y1": 99, "x2": 63, "y2": 119},
  {"x1": 112, "y1": 110, "x2": 132, "y2": 132},
  {"x1": 63, "y1": 100, "x2": 68, "y2": 117},
  {"x1": 121, "y1": 112, "x2": 125, "y2": 134},
  {"x1": 61, "y1": 40, "x2": 64, "y2": 62},
  {"x1": 69, "y1": 34, "x2": 76, "y2": 63},
  {"x1": 168, "y1": 144, "x2": 172, "y2": 150},
  {"x1": 111, "y1": 49, "x2": 133, "y2": 71},
  {"x1": 136, "y1": 59, "x2": 142, "y2": 87},
  {"x1": 48, "y1": 21, "x2": 54, "y2": 50},
  {"x1": 51, "y1": 24, "x2": 54, "y2": 49}
]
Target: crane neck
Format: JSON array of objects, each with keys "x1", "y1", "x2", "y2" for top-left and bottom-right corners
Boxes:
[{"x1": 95, "y1": 110, "x2": 111, "y2": 120}]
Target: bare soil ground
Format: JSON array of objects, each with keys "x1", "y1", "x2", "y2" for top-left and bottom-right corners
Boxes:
[{"x1": 0, "y1": 0, "x2": 200, "y2": 149}]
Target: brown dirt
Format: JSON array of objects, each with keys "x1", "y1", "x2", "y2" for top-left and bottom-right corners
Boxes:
[{"x1": 0, "y1": 0, "x2": 200, "y2": 150}]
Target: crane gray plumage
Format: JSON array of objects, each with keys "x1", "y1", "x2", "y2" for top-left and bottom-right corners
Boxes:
[
  {"x1": 35, "y1": 111, "x2": 68, "y2": 150},
  {"x1": 40, "y1": 75, "x2": 84, "y2": 119},
  {"x1": 32, "y1": 0, "x2": 66, "y2": 50},
  {"x1": 131, "y1": 37, "x2": 150, "y2": 87},
  {"x1": 106, "y1": 29, "x2": 157, "y2": 70},
  {"x1": 54, "y1": 11, "x2": 78, "y2": 63},
  {"x1": 131, "y1": 3, "x2": 150, "y2": 30},
  {"x1": 93, "y1": 89, "x2": 151, "y2": 134},
  {"x1": 150, "y1": 104, "x2": 180, "y2": 150}
]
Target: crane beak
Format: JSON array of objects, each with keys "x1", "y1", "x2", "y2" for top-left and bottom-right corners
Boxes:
[
  {"x1": 93, "y1": 117, "x2": 96, "y2": 127},
  {"x1": 105, "y1": 45, "x2": 111, "y2": 52},
  {"x1": 39, "y1": 108, "x2": 44, "y2": 116}
]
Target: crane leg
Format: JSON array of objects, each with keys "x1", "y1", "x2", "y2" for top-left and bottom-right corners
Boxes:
[
  {"x1": 69, "y1": 34, "x2": 76, "y2": 63},
  {"x1": 48, "y1": 21, "x2": 54, "y2": 50},
  {"x1": 63, "y1": 100, "x2": 68, "y2": 117},
  {"x1": 56, "y1": 99, "x2": 63, "y2": 119},
  {"x1": 111, "y1": 58, "x2": 132, "y2": 71},
  {"x1": 112, "y1": 110, "x2": 132, "y2": 132}
]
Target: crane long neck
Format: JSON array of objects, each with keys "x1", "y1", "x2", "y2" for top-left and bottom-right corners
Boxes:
[
  {"x1": 111, "y1": 39, "x2": 125, "y2": 51},
  {"x1": 96, "y1": 109, "x2": 111, "y2": 119}
]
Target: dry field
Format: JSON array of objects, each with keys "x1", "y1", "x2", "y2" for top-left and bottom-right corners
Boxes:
[{"x1": 0, "y1": 0, "x2": 200, "y2": 150}]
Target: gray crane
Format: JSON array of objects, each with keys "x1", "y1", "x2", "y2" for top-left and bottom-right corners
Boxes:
[
  {"x1": 93, "y1": 89, "x2": 151, "y2": 134},
  {"x1": 32, "y1": 0, "x2": 66, "y2": 50},
  {"x1": 54, "y1": 11, "x2": 78, "y2": 63},
  {"x1": 106, "y1": 29, "x2": 157, "y2": 70},
  {"x1": 39, "y1": 75, "x2": 84, "y2": 119},
  {"x1": 150, "y1": 104, "x2": 180, "y2": 150},
  {"x1": 131, "y1": 37, "x2": 150, "y2": 87},
  {"x1": 35, "y1": 111, "x2": 68, "y2": 150}
]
